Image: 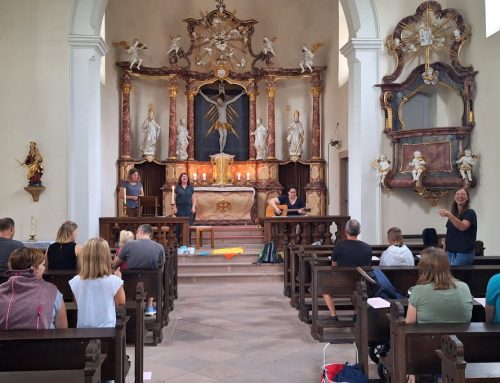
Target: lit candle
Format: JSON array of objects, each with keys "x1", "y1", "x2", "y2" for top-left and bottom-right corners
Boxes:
[
  {"x1": 237, "y1": 172, "x2": 241, "y2": 181},
  {"x1": 246, "y1": 172, "x2": 250, "y2": 181},
  {"x1": 202, "y1": 173, "x2": 206, "y2": 181},
  {"x1": 30, "y1": 216, "x2": 36, "y2": 236},
  {"x1": 171, "y1": 185, "x2": 175, "y2": 204},
  {"x1": 193, "y1": 173, "x2": 198, "y2": 181}
]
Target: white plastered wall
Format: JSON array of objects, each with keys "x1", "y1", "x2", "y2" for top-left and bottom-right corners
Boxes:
[{"x1": 0, "y1": 0, "x2": 71, "y2": 241}]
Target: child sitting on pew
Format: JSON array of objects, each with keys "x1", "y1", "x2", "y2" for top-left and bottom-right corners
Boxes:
[
  {"x1": 0, "y1": 247, "x2": 68, "y2": 329},
  {"x1": 380, "y1": 227, "x2": 414, "y2": 266},
  {"x1": 69, "y1": 238, "x2": 125, "y2": 328},
  {"x1": 116, "y1": 230, "x2": 134, "y2": 272}
]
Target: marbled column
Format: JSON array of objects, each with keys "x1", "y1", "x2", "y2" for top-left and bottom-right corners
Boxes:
[
  {"x1": 248, "y1": 80, "x2": 257, "y2": 160},
  {"x1": 120, "y1": 71, "x2": 132, "y2": 159},
  {"x1": 186, "y1": 80, "x2": 196, "y2": 160},
  {"x1": 311, "y1": 74, "x2": 322, "y2": 159},
  {"x1": 168, "y1": 79, "x2": 178, "y2": 159},
  {"x1": 266, "y1": 76, "x2": 276, "y2": 159}
]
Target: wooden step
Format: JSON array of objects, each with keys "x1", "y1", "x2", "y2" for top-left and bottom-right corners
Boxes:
[{"x1": 177, "y1": 245, "x2": 283, "y2": 283}]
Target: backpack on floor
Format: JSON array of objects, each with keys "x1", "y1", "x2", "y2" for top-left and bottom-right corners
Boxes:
[{"x1": 257, "y1": 241, "x2": 281, "y2": 264}]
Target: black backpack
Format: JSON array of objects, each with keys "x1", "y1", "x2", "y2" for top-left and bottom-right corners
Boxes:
[{"x1": 257, "y1": 242, "x2": 281, "y2": 264}]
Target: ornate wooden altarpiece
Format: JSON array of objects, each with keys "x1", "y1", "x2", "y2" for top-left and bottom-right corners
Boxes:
[
  {"x1": 116, "y1": 0, "x2": 327, "y2": 223},
  {"x1": 377, "y1": 1, "x2": 477, "y2": 205}
]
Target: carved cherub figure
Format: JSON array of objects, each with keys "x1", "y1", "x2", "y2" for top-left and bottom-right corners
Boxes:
[
  {"x1": 370, "y1": 154, "x2": 391, "y2": 185},
  {"x1": 299, "y1": 43, "x2": 323, "y2": 73},
  {"x1": 113, "y1": 39, "x2": 148, "y2": 69},
  {"x1": 409, "y1": 150, "x2": 426, "y2": 182},
  {"x1": 167, "y1": 35, "x2": 181, "y2": 56},
  {"x1": 456, "y1": 149, "x2": 477, "y2": 182},
  {"x1": 262, "y1": 36, "x2": 276, "y2": 56}
]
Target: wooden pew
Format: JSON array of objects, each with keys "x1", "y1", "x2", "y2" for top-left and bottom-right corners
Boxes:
[
  {"x1": 0, "y1": 339, "x2": 105, "y2": 383},
  {"x1": 353, "y1": 281, "x2": 486, "y2": 376},
  {"x1": 122, "y1": 266, "x2": 165, "y2": 345},
  {"x1": 381, "y1": 302, "x2": 500, "y2": 383},
  {"x1": 126, "y1": 282, "x2": 145, "y2": 383},
  {"x1": 0, "y1": 306, "x2": 129, "y2": 383},
  {"x1": 291, "y1": 244, "x2": 425, "y2": 316},
  {"x1": 437, "y1": 334, "x2": 500, "y2": 383},
  {"x1": 311, "y1": 264, "x2": 500, "y2": 342}
]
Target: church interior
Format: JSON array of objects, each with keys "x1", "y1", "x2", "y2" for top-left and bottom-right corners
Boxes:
[{"x1": 1, "y1": 0, "x2": 500, "y2": 381}]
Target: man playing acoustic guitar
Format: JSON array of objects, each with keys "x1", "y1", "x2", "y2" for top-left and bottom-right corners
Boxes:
[{"x1": 267, "y1": 186, "x2": 307, "y2": 216}]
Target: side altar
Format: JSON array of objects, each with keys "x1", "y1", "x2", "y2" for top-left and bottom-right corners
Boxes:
[{"x1": 114, "y1": 1, "x2": 328, "y2": 222}]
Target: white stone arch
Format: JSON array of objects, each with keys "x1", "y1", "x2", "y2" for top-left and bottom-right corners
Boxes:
[
  {"x1": 68, "y1": 0, "x2": 108, "y2": 241},
  {"x1": 338, "y1": 0, "x2": 383, "y2": 243}
]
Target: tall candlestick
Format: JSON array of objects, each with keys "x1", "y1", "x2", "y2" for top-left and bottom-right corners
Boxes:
[
  {"x1": 202, "y1": 173, "x2": 207, "y2": 181},
  {"x1": 171, "y1": 185, "x2": 175, "y2": 204},
  {"x1": 193, "y1": 172, "x2": 198, "y2": 181},
  {"x1": 237, "y1": 172, "x2": 241, "y2": 181},
  {"x1": 30, "y1": 216, "x2": 36, "y2": 236},
  {"x1": 123, "y1": 186, "x2": 127, "y2": 205},
  {"x1": 246, "y1": 172, "x2": 250, "y2": 181}
]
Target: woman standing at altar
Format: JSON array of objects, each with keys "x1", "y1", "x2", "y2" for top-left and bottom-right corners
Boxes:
[
  {"x1": 122, "y1": 168, "x2": 144, "y2": 217},
  {"x1": 173, "y1": 173, "x2": 196, "y2": 225}
]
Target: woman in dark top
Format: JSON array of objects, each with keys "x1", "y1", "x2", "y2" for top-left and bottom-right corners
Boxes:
[
  {"x1": 267, "y1": 186, "x2": 306, "y2": 216},
  {"x1": 439, "y1": 188, "x2": 477, "y2": 265},
  {"x1": 46, "y1": 221, "x2": 82, "y2": 269},
  {"x1": 173, "y1": 173, "x2": 196, "y2": 225}
]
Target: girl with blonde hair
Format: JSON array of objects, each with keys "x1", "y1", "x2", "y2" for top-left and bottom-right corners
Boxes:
[
  {"x1": 69, "y1": 238, "x2": 125, "y2": 328},
  {"x1": 46, "y1": 221, "x2": 82, "y2": 269}
]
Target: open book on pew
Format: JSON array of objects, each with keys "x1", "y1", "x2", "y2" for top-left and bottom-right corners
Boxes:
[{"x1": 367, "y1": 297, "x2": 391, "y2": 309}]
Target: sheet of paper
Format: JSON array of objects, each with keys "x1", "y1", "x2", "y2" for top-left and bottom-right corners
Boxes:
[
  {"x1": 474, "y1": 297, "x2": 486, "y2": 307},
  {"x1": 144, "y1": 371, "x2": 152, "y2": 380},
  {"x1": 367, "y1": 297, "x2": 391, "y2": 309},
  {"x1": 371, "y1": 256, "x2": 380, "y2": 261}
]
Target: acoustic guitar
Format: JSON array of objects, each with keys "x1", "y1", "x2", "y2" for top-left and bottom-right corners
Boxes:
[{"x1": 265, "y1": 204, "x2": 311, "y2": 217}]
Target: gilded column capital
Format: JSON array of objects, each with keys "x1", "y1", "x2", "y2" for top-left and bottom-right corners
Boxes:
[
  {"x1": 311, "y1": 87, "x2": 322, "y2": 98},
  {"x1": 187, "y1": 91, "x2": 197, "y2": 101},
  {"x1": 248, "y1": 91, "x2": 257, "y2": 102},
  {"x1": 267, "y1": 87, "x2": 276, "y2": 98},
  {"x1": 169, "y1": 86, "x2": 178, "y2": 98},
  {"x1": 121, "y1": 83, "x2": 132, "y2": 95}
]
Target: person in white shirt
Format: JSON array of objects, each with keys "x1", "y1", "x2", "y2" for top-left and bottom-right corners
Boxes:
[
  {"x1": 380, "y1": 227, "x2": 415, "y2": 266},
  {"x1": 69, "y1": 238, "x2": 125, "y2": 328}
]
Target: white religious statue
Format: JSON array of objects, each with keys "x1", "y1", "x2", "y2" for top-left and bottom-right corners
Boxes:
[
  {"x1": 422, "y1": 66, "x2": 439, "y2": 85},
  {"x1": 175, "y1": 117, "x2": 189, "y2": 160},
  {"x1": 126, "y1": 38, "x2": 147, "y2": 70},
  {"x1": 300, "y1": 46, "x2": 314, "y2": 73},
  {"x1": 456, "y1": 149, "x2": 476, "y2": 182},
  {"x1": 262, "y1": 36, "x2": 276, "y2": 56},
  {"x1": 199, "y1": 87, "x2": 245, "y2": 153},
  {"x1": 252, "y1": 118, "x2": 268, "y2": 160},
  {"x1": 409, "y1": 150, "x2": 426, "y2": 182},
  {"x1": 140, "y1": 104, "x2": 160, "y2": 157},
  {"x1": 112, "y1": 39, "x2": 147, "y2": 69},
  {"x1": 167, "y1": 35, "x2": 181, "y2": 56},
  {"x1": 370, "y1": 154, "x2": 391, "y2": 185},
  {"x1": 287, "y1": 110, "x2": 305, "y2": 160}
]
